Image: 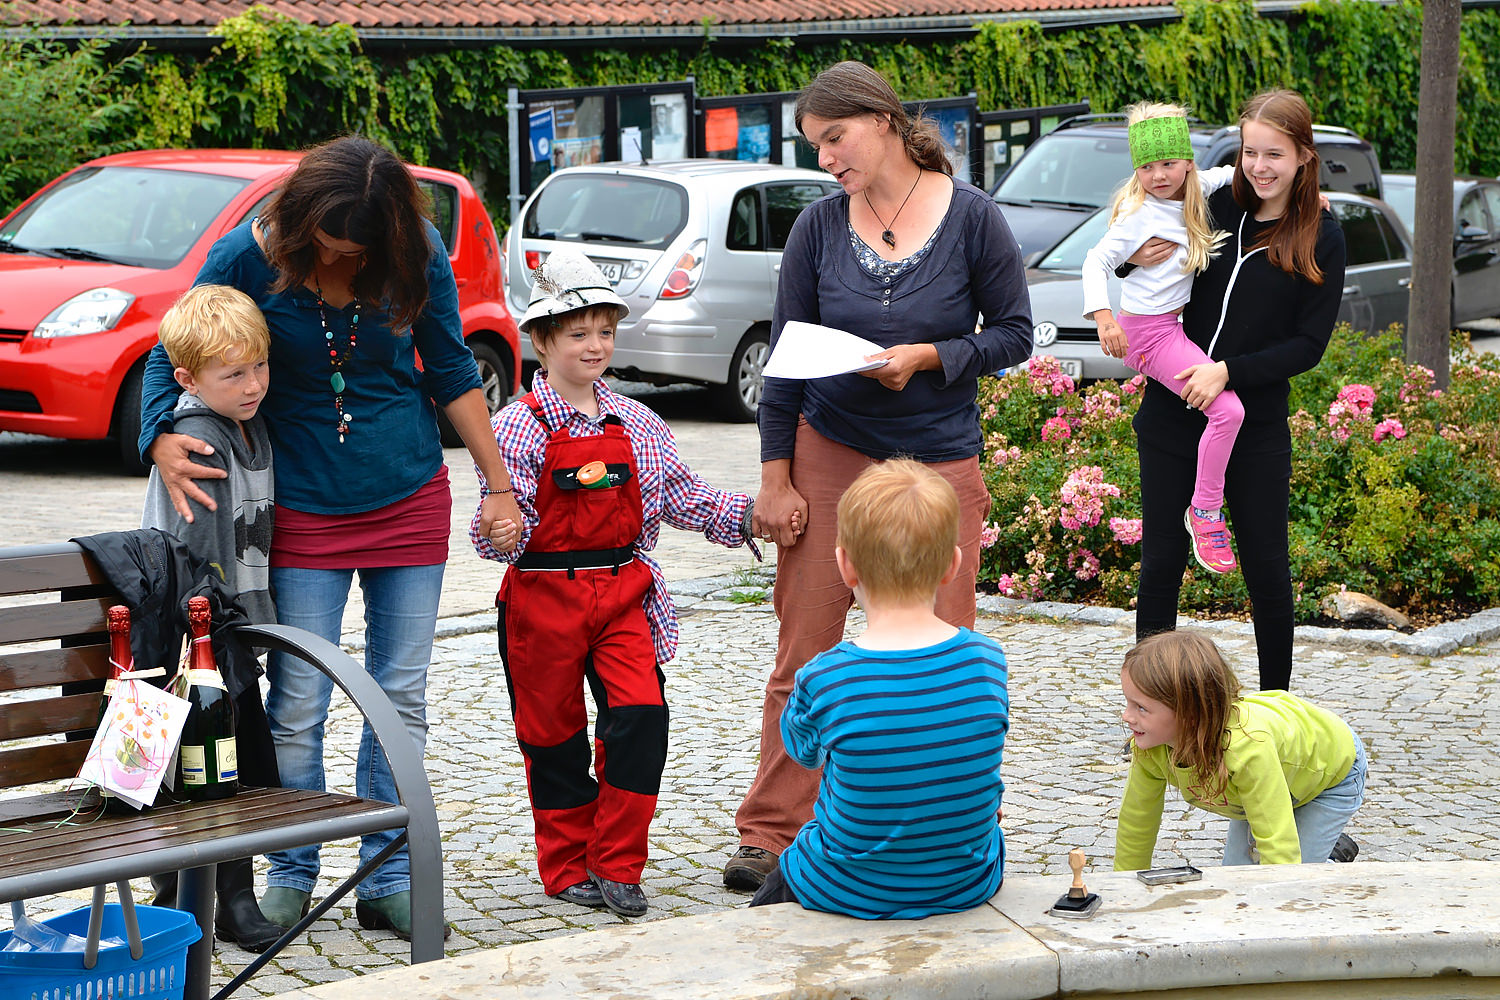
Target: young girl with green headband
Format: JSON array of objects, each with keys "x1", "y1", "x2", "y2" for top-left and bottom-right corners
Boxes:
[{"x1": 1082, "y1": 102, "x2": 1241, "y2": 576}]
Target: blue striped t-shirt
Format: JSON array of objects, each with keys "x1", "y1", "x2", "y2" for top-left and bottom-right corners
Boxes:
[{"x1": 778, "y1": 628, "x2": 1008, "y2": 919}]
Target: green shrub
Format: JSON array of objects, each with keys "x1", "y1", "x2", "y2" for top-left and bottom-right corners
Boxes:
[
  {"x1": 0, "y1": 31, "x2": 138, "y2": 213},
  {"x1": 978, "y1": 327, "x2": 1500, "y2": 620}
]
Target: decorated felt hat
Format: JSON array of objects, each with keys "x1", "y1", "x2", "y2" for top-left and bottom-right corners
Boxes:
[{"x1": 519, "y1": 247, "x2": 630, "y2": 333}]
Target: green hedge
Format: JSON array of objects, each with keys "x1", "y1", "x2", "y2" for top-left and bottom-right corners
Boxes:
[{"x1": 4, "y1": 0, "x2": 1499, "y2": 223}]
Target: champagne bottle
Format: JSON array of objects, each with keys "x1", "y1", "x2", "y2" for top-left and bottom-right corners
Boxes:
[
  {"x1": 179, "y1": 596, "x2": 238, "y2": 800},
  {"x1": 100, "y1": 604, "x2": 132, "y2": 727},
  {"x1": 96, "y1": 604, "x2": 134, "y2": 808}
]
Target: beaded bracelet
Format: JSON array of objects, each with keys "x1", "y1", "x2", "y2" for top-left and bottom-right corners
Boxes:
[{"x1": 481, "y1": 486, "x2": 514, "y2": 496}]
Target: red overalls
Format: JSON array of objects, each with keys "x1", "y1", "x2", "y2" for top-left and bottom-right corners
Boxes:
[{"x1": 496, "y1": 397, "x2": 667, "y2": 893}]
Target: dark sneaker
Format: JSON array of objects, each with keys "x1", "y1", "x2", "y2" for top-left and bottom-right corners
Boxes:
[
  {"x1": 551, "y1": 879, "x2": 606, "y2": 908},
  {"x1": 1329, "y1": 833, "x2": 1359, "y2": 862},
  {"x1": 587, "y1": 870, "x2": 648, "y2": 917},
  {"x1": 722, "y1": 846, "x2": 777, "y2": 892}
]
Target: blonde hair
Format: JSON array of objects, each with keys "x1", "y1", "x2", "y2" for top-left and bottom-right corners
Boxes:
[
  {"x1": 1122, "y1": 631, "x2": 1243, "y2": 800},
  {"x1": 836, "y1": 458, "x2": 959, "y2": 603},
  {"x1": 1109, "y1": 102, "x2": 1224, "y2": 275},
  {"x1": 158, "y1": 285, "x2": 270, "y2": 375}
]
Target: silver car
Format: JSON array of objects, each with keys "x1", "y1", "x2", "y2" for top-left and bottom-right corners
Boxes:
[
  {"x1": 503, "y1": 159, "x2": 838, "y2": 420},
  {"x1": 1025, "y1": 192, "x2": 1414, "y2": 381},
  {"x1": 1379, "y1": 173, "x2": 1500, "y2": 327}
]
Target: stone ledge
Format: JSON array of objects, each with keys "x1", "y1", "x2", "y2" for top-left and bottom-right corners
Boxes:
[{"x1": 272, "y1": 862, "x2": 1500, "y2": 1000}]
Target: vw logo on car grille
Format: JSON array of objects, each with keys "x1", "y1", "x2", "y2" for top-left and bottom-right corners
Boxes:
[{"x1": 1033, "y1": 321, "x2": 1059, "y2": 348}]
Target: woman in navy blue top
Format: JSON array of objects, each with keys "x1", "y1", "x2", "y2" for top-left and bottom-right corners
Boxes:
[
  {"x1": 140, "y1": 137, "x2": 520, "y2": 941},
  {"x1": 724, "y1": 61, "x2": 1033, "y2": 892}
]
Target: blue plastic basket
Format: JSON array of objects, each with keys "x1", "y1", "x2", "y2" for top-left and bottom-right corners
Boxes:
[{"x1": 0, "y1": 903, "x2": 200, "y2": 1000}]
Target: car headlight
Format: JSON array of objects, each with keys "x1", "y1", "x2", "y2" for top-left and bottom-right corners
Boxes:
[{"x1": 32, "y1": 287, "x2": 135, "y2": 338}]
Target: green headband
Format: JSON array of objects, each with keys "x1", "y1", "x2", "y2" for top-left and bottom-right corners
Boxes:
[{"x1": 1129, "y1": 115, "x2": 1193, "y2": 169}]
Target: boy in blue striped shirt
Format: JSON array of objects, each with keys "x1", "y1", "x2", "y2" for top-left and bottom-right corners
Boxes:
[{"x1": 749, "y1": 459, "x2": 1009, "y2": 918}]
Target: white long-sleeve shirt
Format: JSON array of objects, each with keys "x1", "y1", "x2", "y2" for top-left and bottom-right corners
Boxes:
[{"x1": 1081, "y1": 164, "x2": 1235, "y2": 318}]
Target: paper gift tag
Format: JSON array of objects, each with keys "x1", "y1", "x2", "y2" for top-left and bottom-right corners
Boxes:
[{"x1": 77, "y1": 675, "x2": 190, "y2": 810}]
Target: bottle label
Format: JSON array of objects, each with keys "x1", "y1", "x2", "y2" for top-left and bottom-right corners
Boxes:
[
  {"x1": 181, "y1": 745, "x2": 207, "y2": 786},
  {"x1": 187, "y1": 668, "x2": 227, "y2": 691},
  {"x1": 216, "y1": 738, "x2": 238, "y2": 783}
]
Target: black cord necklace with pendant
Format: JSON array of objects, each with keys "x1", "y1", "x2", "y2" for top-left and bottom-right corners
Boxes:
[
  {"x1": 864, "y1": 168, "x2": 923, "y2": 250},
  {"x1": 316, "y1": 284, "x2": 360, "y2": 443}
]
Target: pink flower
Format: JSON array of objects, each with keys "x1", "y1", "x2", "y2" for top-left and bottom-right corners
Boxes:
[
  {"x1": 1109, "y1": 517, "x2": 1143, "y2": 545},
  {"x1": 1335, "y1": 383, "x2": 1376, "y2": 412},
  {"x1": 1067, "y1": 547, "x2": 1101, "y2": 581},
  {"x1": 991, "y1": 445, "x2": 1023, "y2": 468},
  {"x1": 1041, "y1": 416, "x2": 1072, "y2": 442},
  {"x1": 1058, "y1": 465, "x2": 1121, "y2": 531},
  {"x1": 1084, "y1": 389, "x2": 1122, "y2": 419},
  {"x1": 1120, "y1": 374, "x2": 1146, "y2": 395},
  {"x1": 1399, "y1": 366, "x2": 1435, "y2": 403},
  {"x1": 1373, "y1": 418, "x2": 1406, "y2": 442},
  {"x1": 996, "y1": 573, "x2": 1018, "y2": 597},
  {"x1": 979, "y1": 522, "x2": 1001, "y2": 549},
  {"x1": 1028, "y1": 356, "x2": 1077, "y2": 398}
]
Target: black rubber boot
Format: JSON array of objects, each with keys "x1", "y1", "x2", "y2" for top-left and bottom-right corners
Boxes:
[
  {"x1": 150, "y1": 870, "x2": 177, "y2": 909},
  {"x1": 214, "y1": 858, "x2": 286, "y2": 953}
]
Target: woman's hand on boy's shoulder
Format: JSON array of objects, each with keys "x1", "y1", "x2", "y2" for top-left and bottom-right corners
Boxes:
[{"x1": 148, "y1": 432, "x2": 228, "y2": 523}]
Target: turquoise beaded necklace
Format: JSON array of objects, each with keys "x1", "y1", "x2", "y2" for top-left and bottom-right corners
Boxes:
[{"x1": 316, "y1": 284, "x2": 360, "y2": 443}]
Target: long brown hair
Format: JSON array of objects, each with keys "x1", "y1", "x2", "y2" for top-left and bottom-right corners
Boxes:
[
  {"x1": 794, "y1": 61, "x2": 953, "y2": 176},
  {"x1": 1232, "y1": 89, "x2": 1325, "y2": 285},
  {"x1": 263, "y1": 135, "x2": 434, "y2": 331},
  {"x1": 1122, "y1": 632, "x2": 1243, "y2": 800}
]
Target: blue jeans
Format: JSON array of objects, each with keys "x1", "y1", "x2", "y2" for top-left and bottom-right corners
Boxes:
[
  {"x1": 265, "y1": 563, "x2": 444, "y2": 900},
  {"x1": 1223, "y1": 733, "x2": 1367, "y2": 865}
]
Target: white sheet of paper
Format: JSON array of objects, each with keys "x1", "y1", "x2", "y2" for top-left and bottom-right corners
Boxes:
[{"x1": 762, "y1": 321, "x2": 890, "y2": 380}]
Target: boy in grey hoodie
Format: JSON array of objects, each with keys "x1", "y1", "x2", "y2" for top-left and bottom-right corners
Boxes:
[
  {"x1": 142, "y1": 285, "x2": 274, "y2": 625},
  {"x1": 140, "y1": 284, "x2": 284, "y2": 952}
]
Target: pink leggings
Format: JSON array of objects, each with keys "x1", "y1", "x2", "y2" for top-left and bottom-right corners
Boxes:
[{"x1": 1120, "y1": 311, "x2": 1244, "y2": 511}]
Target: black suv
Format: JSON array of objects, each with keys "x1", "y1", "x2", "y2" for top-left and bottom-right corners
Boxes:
[{"x1": 991, "y1": 114, "x2": 1383, "y2": 259}]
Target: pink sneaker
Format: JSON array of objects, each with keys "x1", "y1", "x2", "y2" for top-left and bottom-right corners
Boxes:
[{"x1": 1185, "y1": 507, "x2": 1238, "y2": 574}]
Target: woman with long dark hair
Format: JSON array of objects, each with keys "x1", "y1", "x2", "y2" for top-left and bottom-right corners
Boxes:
[
  {"x1": 722, "y1": 61, "x2": 1033, "y2": 891},
  {"x1": 140, "y1": 136, "x2": 520, "y2": 941}
]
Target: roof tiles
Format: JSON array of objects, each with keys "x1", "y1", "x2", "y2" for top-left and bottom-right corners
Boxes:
[{"x1": 4, "y1": 0, "x2": 1167, "y2": 29}]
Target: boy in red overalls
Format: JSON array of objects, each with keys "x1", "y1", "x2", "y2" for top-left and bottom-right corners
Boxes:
[{"x1": 470, "y1": 248, "x2": 760, "y2": 917}]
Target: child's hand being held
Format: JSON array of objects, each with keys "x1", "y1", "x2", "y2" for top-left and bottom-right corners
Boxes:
[{"x1": 488, "y1": 517, "x2": 520, "y2": 554}]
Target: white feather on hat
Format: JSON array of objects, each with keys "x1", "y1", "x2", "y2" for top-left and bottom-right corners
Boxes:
[{"x1": 519, "y1": 247, "x2": 630, "y2": 333}]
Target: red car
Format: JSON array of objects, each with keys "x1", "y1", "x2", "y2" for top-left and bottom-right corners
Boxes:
[{"x1": 0, "y1": 149, "x2": 521, "y2": 472}]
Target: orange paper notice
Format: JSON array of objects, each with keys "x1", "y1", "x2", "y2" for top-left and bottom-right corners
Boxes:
[{"x1": 704, "y1": 107, "x2": 739, "y2": 152}]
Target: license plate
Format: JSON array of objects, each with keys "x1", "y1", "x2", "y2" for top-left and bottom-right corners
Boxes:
[
  {"x1": 1058, "y1": 358, "x2": 1082, "y2": 379},
  {"x1": 596, "y1": 260, "x2": 623, "y2": 284}
]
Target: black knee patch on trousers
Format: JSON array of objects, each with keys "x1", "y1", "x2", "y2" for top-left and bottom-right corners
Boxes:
[
  {"x1": 520, "y1": 730, "x2": 598, "y2": 810},
  {"x1": 598, "y1": 704, "x2": 669, "y2": 796}
]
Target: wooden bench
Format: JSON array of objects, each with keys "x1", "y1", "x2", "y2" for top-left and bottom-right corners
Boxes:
[{"x1": 0, "y1": 542, "x2": 445, "y2": 1000}]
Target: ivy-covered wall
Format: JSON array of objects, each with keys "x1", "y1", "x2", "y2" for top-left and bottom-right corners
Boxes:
[{"x1": 4, "y1": 0, "x2": 1498, "y2": 222}]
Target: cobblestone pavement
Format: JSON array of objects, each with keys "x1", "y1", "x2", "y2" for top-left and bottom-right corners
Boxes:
[
  {"x1": 8, "y1": 590, "x2": 1499, "y2": 996},
  {"x1": 3, "y1": 381, "x2": 1499, "y2": 995}
]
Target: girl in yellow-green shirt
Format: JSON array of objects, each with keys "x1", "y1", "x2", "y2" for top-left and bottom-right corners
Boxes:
[{"x1": 1114, "y1": 631, "x2": 1366, "y2": 869}]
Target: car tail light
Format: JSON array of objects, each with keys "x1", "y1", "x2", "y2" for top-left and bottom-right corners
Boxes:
[
  {"x1": 659, "y1": 240, "x2": 707, "y2": 300},
  {"x1": 525, "y1": 250, "x2": 541, "y2": 271}
]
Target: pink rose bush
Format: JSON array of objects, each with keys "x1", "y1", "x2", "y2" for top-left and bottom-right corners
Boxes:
[{"x1": 977, "y1": 328, "x2": 1500, "y2": 619}]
